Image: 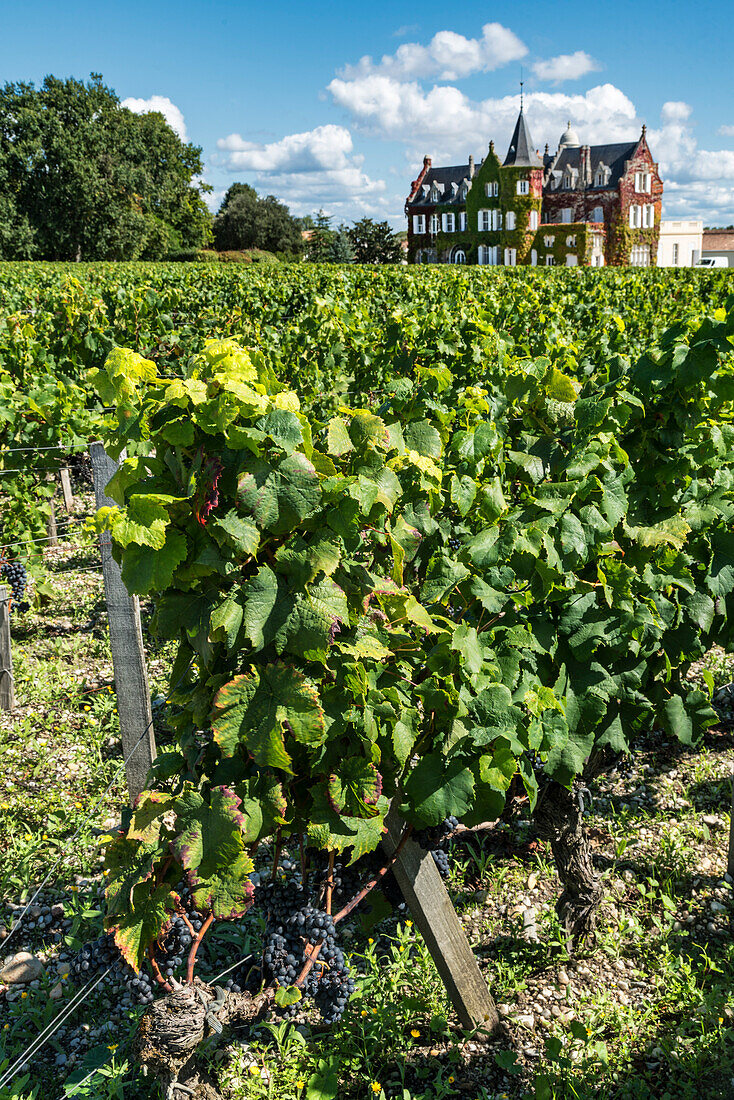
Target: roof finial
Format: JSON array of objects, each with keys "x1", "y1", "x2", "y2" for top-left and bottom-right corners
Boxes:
[
  {"x1": 520, "y1": 68, "x2": 524, "y2": 111},
  {"x1": 641, "y1": 123, "x2": 647, "y2": 137}
]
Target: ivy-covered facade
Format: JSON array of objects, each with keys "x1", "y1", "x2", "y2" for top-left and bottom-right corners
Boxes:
[{"x1": 405, "y1": 107, "x2": 663, "y2": 267}]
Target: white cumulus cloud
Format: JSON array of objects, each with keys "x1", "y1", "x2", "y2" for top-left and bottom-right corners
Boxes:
[
  {"x1": 328, "y1": 77, "x2": 639, "y2": 162},
  {"x1": 213, "y1": 124, "x2": 386, "y2": 218},
  {"x1": 532, "y1": 51, "x2": 601, "y2": 83},
  {"x1": 339, "y1": 22, "x2": 527, "y2": 82},
  {"x1": 718, "y1": 124, "x2": 734, "y2": 137},
  {"x1": 121, "y1": 95, "x2": 188, "y2": 142}
]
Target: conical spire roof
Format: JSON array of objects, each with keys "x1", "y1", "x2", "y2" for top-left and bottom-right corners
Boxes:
[{"x1": 504, "y1": 108, "x2": 543, "y2": 168}]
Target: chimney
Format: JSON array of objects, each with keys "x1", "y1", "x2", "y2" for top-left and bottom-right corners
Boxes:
[
  {"x1": 580, "y1": 144, "x2": 592, "y2": 187},
  {"x1": 423, "y1": 155, "x2": 432, "y2": 169},
  {"x1": 469, "y1": 154, "x2": 475, "y2": 178}
]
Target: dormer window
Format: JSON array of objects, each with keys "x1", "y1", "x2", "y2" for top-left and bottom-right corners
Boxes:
[
  {"x1": 634, "y1": 171, "x2": 652, "y2": 193},
  {"x1": 485, "y1": 181, "x2": 499, "y2": 198},
  {"x1": 595, "y1": 164, "x2": 610, "y2": 187},
  {"x1": 517, "y1": 179, "x2": 529, "y2": 196},
  {"x1": 430, "y1": 187, "x2": 439, "y2": 202}
]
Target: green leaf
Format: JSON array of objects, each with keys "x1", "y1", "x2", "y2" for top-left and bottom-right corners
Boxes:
[
  {"x1": 211, "y1": 664, "x2": 325, "y2": 767},
  {"x1": 188, "y1": 847, "x2": 255, "y2": 919},
  {"x1": 328, "y1": 758, "x2": 382, "y2": 817},
  {"x1": 405, "y1": 419, "x2": 442, "y2": 459},
  {"x1": 327, "y1": 417, "x2": 354, "y2": 455},
  {"x1": 450, "y1": 473, "x2": 477, "y2": 517},
  {"x1": 631, "y1": 517, "x2": 690, "y2": 550},
  {"x1": 306, "y1": 1069, "x2": 340, "y2": 1100},
  {"x1": 111, "y1": 883, "x2": 178, "y2": 971},
  {"x1": 171, "y1": 786, "x2": 246, "y2": 872},
  {"x1": 238, "y1": 453, "x2": 321, "y2": 535},
  {"x1": 275, "y1": 985, "x2": 302, "y2": 1007},
  {"x1": 120, "y1": 529, "x2": 187, "y2": 594},
  {"x1": 258, "y1": 409, "x2": 303, "y2": 454},
  {"x1": 546, "y1": 368, "x2": 578, "y2": 403},
  {"x1": 401, "y1": 755, "x2": 475, "y2": 825},
  {"x1": 212, "y1": 510, "x2": 261, "y2": 556}
]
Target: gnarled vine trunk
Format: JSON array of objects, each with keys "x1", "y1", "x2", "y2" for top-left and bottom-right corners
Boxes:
[
  {"x1": 533, "y1": 778, "x2": 602, "y2": 945},
  {"x1": 134, "y1": 982, "x2": 274, "y2": 1099}
]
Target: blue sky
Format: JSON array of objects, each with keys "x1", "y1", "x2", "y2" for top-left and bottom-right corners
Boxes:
[{"x1": 2, "y1": 0, "x2": 734, "y2": 225}]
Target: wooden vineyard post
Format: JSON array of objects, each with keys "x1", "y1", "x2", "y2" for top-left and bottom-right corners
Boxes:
[
  {"x1": 382, "y1": 805, "x2": 499, "y2": 1032},
  {"x1": 59, "y1": 467, "x2": 74, "y2": 512},
  {"x1": 90, "y1": 442, "x2": 156, "y2": 803},
  {"x1": 0, "y1": 586, "x2": 14, "y2": 712}
]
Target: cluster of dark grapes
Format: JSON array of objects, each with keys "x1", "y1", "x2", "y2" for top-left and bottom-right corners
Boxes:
[
  {"x1": 259, "y1": 877, "x2": 355, "y2": 1023},
  {"x1": 415, "y1": 816, "x2": 458, "y2": 880},
  {"x1": 1, "y1": 559, "x2": 29, "y2": 614},
  {"x1": 155, "y1": 914, "x2": 196, "y2": 982},
  {"x1": 70, "y1": 933, "x2": 155, "y2": 1005},
  {"x1": 448, "y1": 536, "x2": 462, "y2": 552},
  {"x1": 415, "y1": 816, "x2": 459, "y2": 850}
]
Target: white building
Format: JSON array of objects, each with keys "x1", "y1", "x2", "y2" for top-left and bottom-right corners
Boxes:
[{"x1": 657, "y1": 219, "x2": 703, "y2": 267}]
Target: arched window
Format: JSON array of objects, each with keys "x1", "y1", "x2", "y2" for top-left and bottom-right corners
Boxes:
[{"x1": 453, "y1": 249, "x2": 466, "y2": 264}]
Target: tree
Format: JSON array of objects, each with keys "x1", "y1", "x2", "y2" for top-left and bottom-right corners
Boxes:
[
  {"x1": 213, "y1": 185, "x2": 304, "y2": 255},
  {"x1": 0, "y1": 73, "x2": 211, "y2": 260},
  {"x1": 305, "y1": 211, "x2": 353, "y2": 263},
  {"x1": 348, "y1": 218, "x2": 403, "y2": 264}
]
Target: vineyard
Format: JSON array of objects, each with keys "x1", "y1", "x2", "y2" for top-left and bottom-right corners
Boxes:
[{"x1": 1, "y1": 263, "x2": 734, "y2": 1100}]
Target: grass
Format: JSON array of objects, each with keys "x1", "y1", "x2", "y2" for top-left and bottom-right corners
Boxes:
[{"x1": 2, "y1": 496, "x2": 734, "y2": 1099}]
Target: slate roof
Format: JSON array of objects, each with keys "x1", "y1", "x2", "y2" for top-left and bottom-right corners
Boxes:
[
  {"x1": 504, "y1": 110, "x2": 543, "y2": 168},
  {"x1": 407, "y1": 164, "x2": 471, "y2": 207},
  {"x1": 547, "y1": 142, "x2": 638, "y2": 191}
]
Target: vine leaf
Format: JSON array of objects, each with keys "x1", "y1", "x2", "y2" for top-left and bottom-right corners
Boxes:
[
  {"x1": 307, "y1": 790, "x2": 388, "y2": 864},
  {"x1": 111, "y1": 884, "x2": 179, "y2": 971},
  {"x1": 170, "y1": 786, "x2": 246, "y2": 872},
  {"x1": 327, "y1": 759, "x2": 383, "y2": 818},
  {"x1": 211, "y1": 664, "x2": 325, "y2": 769},
  {"x1": 237, "y1": 453, "x2": 321, "y2": 535},
  {"x1": 401, "y1": 754, "x2": 475, "y2": 825}
]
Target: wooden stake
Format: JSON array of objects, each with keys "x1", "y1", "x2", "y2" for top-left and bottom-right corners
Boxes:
[
  {"x1": 382, "y1": 804, "x2": 499, "y2": 1032},
  {"x1": 728, "y1": 775, "x2": 734, "y2": 881},
  {"x1": 59, "y1": 467, "x2": 74, "y2": 512},
  {"x1": 0, "y1": 585, "x2": 14, "y2": 712},
  {"x1": 90, "y1": 442, "x2": 156, "y2": 803}
]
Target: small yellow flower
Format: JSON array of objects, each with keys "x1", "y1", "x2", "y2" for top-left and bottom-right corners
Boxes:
[
  {"x1": 83, "y1": 706, "x2": 90, "y2": 712},
  {"x1": 21, "y1": 992, "x2": 27, "y2": 999},
  {"x1": 75, "y1": 802, "x2": 83, "y2": 809},
  {"x1": 61, "y1": 972, "x2": 69, "y2": 980},
  {"x1": 372, "y1": 1007, "x2": 377, "y2": 1014},
  {"x1": 405, "y1": 920, "x2": 413, "y2": 928},
  {"x1": 720, "y1": 1017, "x2": 724, "y2": 1024},
  {"x1": 249, "y1": 1064, "x2": 260, "y2": 1077},
  {"x1": 368, "y1": 938, "x2": 374, "y2": 944},
  {"x1": 399, "y1": 945, "x2": 405, "y2": 952},
  {"x1": 296, "y1": 1081, "x2": 305, "y2": 1090},
  {"x1": 448, "y1": 1076, "x2": 454, "y2": 1084},
  {"x1": 361, "y1": 1009, "x2": 368, "y2": 1017},
  {"x1": 411, "y1": 1028, "x2": 420, "y2": 1038},
  {"x1": 107, "y1": 1043, "x2": 117, "y2": 1051},
  {"x1": 3, "y1": 1023, "x2": 9, "y2": 1030},
  {"x1": 370, "y1": 1084, "x2": 381, "y2": 1095},
  {"x1": 1, "y1": 802, "x2": 10, "y2": 809},
  {"x1": 42, "y1": 834, "x2": 48, "y2": 840}
]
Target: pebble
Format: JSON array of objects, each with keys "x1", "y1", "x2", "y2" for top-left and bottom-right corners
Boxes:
[
  {"x1": 0, "y1": 952, "x2": 44, "y2": 984},
  {"x1": 516, "y1": 1013, "x2": 535, "y2": 1028},
  {"x1": 711, "y1": 901, "x2": 727, "y2": 913},
  {"x1": 557, "y1": 970, "x2": 570, "y2": 985},
  {"x1": 527, "y1": 873, "x2": 538, "y2": 890},
  {"x1": 49, "y1": 982, "x2": 64, "y2": 1000},
  {"x1": 703, "y1": 815, "x2": 722, "y2": 828}
]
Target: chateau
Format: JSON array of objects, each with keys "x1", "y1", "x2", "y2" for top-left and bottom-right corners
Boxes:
[{"x1": 405, "y1": 106, "x2": 663, "y2": 267}]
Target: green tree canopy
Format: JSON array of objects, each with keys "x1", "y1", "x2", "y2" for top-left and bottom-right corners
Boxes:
[
  {"x1": 213, "y1": 184, "x2": 304, "y2": 255},
  {"x1": 0, "y1": 73, "x2": 212, "y2": 260},
  {"x1": 305, "y1": 210, "x2": 354, "y2": 263},
  {"x1": 348, "y1": 218, "x2": 403, "y2": 264}
]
